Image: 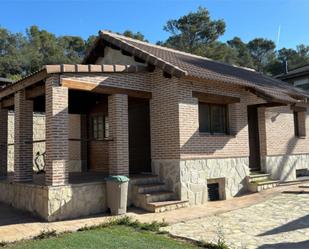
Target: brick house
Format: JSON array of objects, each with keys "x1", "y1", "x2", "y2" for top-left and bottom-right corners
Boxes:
[{"x1": 0, "y1": 31, "x2": 309, "y2": 221}]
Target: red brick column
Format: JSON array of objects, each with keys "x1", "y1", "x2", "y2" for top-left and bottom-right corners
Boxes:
[
  {"x1": 0, "y1": 107, "x2": 8, "y2": 177},
  {"x1": 45, "y1": 76, "x2": 69, "y2": 186},
  {"x1": 14, "y1": 90, "x2": 33, "y2": 182},
  {"x1": 108, "y1": 94, "x2": 129, "y2": 176}
]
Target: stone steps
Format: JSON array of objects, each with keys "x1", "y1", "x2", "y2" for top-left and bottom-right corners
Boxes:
[
  {"x1": 247, "y1": 173, "x2": 272, "y2": 182},
  {"x1": 131, "y1": 175, "x2": 188, "y2": 213},
  {"x1": 130, "y1": 175, "x2": 161, "y2": 185},
  {"x1": 146, "y1": 200, "x2": 189, "y2": 213},
  {"x1": 247, "y1": 172, "x2": 279, "y2": 193},
  {"x1": 133, "y1": 183, "x2": 166, "y2": 194}
]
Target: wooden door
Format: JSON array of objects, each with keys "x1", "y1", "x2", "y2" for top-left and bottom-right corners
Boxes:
[
  {"x1": 247, "y1": 106, "x2": 261, "y2": 171},
  {"x1": 129, "y1": 99, "x2": 151, "y2": 174}
]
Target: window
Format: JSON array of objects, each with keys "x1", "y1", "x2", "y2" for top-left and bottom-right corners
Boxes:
[
  {"x1": 294, "y1": 111, "x2": 306, "y2": 137},
  {"x1": 198, "y1": 102, "x2": 228, "y2": 134},
  {"x1": 90, "y1": 114, "x2": 109, "y2": 140}
]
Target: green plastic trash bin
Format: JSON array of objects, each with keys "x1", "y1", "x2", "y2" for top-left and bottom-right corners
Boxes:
[{"x1": 106, "y1": 175, "x2": 129, "y2": 215}]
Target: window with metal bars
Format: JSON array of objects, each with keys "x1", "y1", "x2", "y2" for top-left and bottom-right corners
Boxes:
[
  {"x1": 198, "y1": 102, "x2": 229, "y2": 134},
  {"x1": 90, "y1": 114, "x2": 109, "y2": 140}
]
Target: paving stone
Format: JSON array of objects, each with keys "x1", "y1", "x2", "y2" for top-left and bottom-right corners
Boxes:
[{"x1": 165, "y1": 192, "x2": 309, "y2": 249}]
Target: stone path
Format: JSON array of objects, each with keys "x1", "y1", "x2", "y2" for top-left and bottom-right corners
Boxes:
[
  {"x1": 164, "y1": 184, "x2": 309, "y2": 249},
  {"x1": 0, "y1": 182, "x2": 308, "y2": 247}
]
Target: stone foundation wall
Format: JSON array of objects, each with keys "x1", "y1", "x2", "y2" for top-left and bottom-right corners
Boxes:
[
  {"x1": 180, "y1": 158, "x2": 249, "y2": 205},
  {"x1": 0, "y1": 181, "x2": 48, "y2": 218},
  {"x1": 263, "y1": 154, "x2": 309, "y2": 181},
  {"x1": 152, "y1": 160, "x2": 181, "y2": 197},
  {"x1": 153, "y1": 157, "x2": 249, "y2": 206},
  {"x1": 47, "y1": 182, "x2": 107, "y2": 221},
  {"x1": 0, "y1": 181, "x2": 107, "y2": 221}
]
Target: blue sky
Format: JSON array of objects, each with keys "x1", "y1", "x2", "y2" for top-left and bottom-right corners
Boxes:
[{"x1": 0, "y1": 0, "x2": 309, "y2": 49}]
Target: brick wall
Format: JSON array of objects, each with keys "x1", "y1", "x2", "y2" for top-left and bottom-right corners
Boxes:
[
  {"x1": 264, "y1": 106, "x2": 309, "y2": 155},
  {"x1": 0, "y1": 107, "x2": 8, "y2": 176},
  {"x1": 4, "y1": 70, "x2": 309, "y2": 179},
  {"x1": 108, "y1": 94, "x2": 129, "y2": 175},
  {"x1": 149, "y1": 73, "x2": 181, "y2": 159},
  {"x1": 61, "y1": 72, "x2": 182, "y2": 161},
  {"x1": 45, "y1": 75, "x2": 69, "y2": 186},
  {"x1": 59, "y1": 70, "x2": 309, "y2": 163},
  {"x1": 14, "y1": 90, "x2": 33, "y2": 182},
  {"x1": 177, "y1": 78, "x2": 266, "y2": 159}
]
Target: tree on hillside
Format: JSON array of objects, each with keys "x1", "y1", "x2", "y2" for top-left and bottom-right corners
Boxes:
[
  {"x1": 247, "y1": 38, "x2": 276, "y2": 72},
  {"x1": 0, "y1": 27, "x2": 26, "y2": 78},
  {"x1": 227, "y1": 37, "x2": 254, "y2": 68},
  {"x1": 266, "y1": 45, "x2": 309, "y2": 75},
  {"x1": 161, "y1": 7, "x2": 225, "y2": 53},
  {"x1": 203, "y1": 41, "x2": 238, "y2": 65}
]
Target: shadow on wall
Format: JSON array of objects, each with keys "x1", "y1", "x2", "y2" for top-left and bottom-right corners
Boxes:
[
  {"x1": 267, "y1": 126, "x2": 299, "y2": 181},
  {"x1": 181, "y1": 129, "x2": 234, "y2": 155}
]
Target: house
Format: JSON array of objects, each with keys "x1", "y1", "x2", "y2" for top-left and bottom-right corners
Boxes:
[
  {"x1": 276, "y1": 64, "x2": 309, "y2": 90},
  {"x1": 0, "y1": 31, "x2": 309, "y2": 221}
]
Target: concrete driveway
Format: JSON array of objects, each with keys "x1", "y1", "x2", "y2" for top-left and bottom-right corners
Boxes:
[{"x1": 165, "y1": 184, "x2": 309, "y2": 249}]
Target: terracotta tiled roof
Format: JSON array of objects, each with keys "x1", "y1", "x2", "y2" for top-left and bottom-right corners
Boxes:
[{"x1": 84, "y1": 31, "x2": 309, "y2": 103}]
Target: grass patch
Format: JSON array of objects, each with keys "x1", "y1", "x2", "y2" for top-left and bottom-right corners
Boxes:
[
  {"x1": 2, "y1": 216, "x2": 229, "y2": 249},
  {"x1": 78, "y1": 216, "x2": 168, "y2": 233},
  {"x1": 3, "y1": 225, "x2": 199, "y2": 249}
]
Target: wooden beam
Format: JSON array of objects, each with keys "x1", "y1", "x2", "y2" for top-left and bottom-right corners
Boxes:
[
  {"x1": 253, "y1": 102, "x2": 287, "y2": 108},
  {"x1": 0, "y1": 69, "x2": 47, "y2": 99},
  {"x1": 245, "y1": 87, "x2": 291, "y2": 104},
  {"x1": 192, "y1": 91, "x2": 240, "y2": 104},
  {"x1": 61, "y1": 79, "x2": 152, "y2": 99},
  {"x1": 291, "y1": 105, "x2": 307, "y2": 112},
  {"x1": 1, "y1": 96, "x2": 14, "y2": 108},
  {"x1": 26, "y1": 84, "x2": 45, "y2": 99}
]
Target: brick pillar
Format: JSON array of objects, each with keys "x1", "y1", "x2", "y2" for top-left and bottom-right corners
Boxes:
[
  {"x1": 45, "y1": 76, "x2": 69, "y2": 186},
  {"x1": 108, "y1": 94, "x2": 129, "y2": 176},
  {"x1": 14, "y1": 90, "x2": 33, "y2": 182},
  {"x1": 0, "y1": 107, "x2": 8, "y2": 177}
]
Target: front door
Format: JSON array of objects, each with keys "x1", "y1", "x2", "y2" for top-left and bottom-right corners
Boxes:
[
  {"x1": 128, "y1": 98, "x2": 151, "y2": 174},
  {"x1": 247, "y1": 105, "x2": 261, "y2": 171}
]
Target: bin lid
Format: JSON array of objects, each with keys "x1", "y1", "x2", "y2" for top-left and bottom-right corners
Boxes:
[{"x1": 105, "y1": 175, "x2": 130, "y2": 182}]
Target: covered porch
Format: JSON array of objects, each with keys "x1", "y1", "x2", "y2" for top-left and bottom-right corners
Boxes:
[{"x1": 0, "y1": 64, "x2": 153, "y2": 220}]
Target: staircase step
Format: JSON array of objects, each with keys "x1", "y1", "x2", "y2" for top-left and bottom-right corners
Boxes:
[
  {"x1": 145, "y1": 200, "x2": 189, "y2": 213},
  {"x1": 254, "y1": 180, "x2": 279, "y2": 185},
  {"x1": 130, "y1": 175, "x2": 161, "y2": 185},
  {"x1": 134, "y1": 183, "x2": 166, "y2": 194},
  {"x1": 248, "y1": 173, "x2": 272, "y2": 182},
  {"x1": 248, "y1": 180, "x2": 279, "y2": 192},
  {"x1": 143, "y1": 191, "x2": 176, "y2": 203},
  {"x1": 250, "y1": 168, "x2": 264, "y2": 173}
]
